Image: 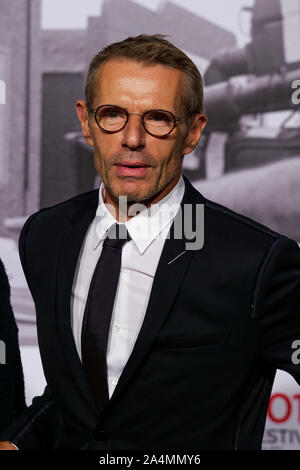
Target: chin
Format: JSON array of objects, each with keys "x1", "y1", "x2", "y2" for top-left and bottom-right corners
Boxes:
[{"x1": 115, "y1": 182, "x2": 155, "y2": 202}]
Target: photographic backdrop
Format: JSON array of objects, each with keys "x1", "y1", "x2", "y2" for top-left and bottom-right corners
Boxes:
[{"x1": 0, "y1": 0, "x2": 300, "y2": 449}]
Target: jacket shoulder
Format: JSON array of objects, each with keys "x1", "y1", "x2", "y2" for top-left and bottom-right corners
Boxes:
[
  {"x1": 204, "y1": 197, "x2": 282, "y2": 241},
  {"x1": 185, "y1": 176, "x2": 283, "y2": 243},
  {"x1": 23, "y1": 189, "x2": 99, "y2": 227}
]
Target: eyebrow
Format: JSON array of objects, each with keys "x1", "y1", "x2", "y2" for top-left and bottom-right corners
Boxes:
[{"x1": 94, "y1": 103, "x2": 178, "y2": 115}]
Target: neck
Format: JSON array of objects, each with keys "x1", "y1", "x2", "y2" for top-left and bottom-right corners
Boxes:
[{"x1": 103, "y1": 174, "x2": 181, "y2": 222}]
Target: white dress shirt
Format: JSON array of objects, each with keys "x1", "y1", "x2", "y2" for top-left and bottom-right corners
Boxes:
[{"x1": 71, "y1": 175, "x2": 185, "y2": 398}]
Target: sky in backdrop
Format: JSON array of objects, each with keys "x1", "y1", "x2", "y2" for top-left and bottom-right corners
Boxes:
[{"x1": 41, "y1": 0, "x2": 255, "y2": 46}]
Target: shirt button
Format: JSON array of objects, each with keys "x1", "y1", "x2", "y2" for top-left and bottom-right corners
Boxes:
[
  {"x1": 113, "y1": 324, "x2": 120, "y2": 332},
  {"x1": 112, "y1": 378, "x2": 118, "y2": 386}
]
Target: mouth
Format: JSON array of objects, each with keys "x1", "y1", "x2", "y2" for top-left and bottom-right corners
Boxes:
[{"x1": 114, "y1": 162, "x2": 152, "y2": 177}]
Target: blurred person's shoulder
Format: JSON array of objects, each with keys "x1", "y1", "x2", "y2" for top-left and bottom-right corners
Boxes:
[{"x1": 0, "y1": 257, "x2": 10, "y2": 295}]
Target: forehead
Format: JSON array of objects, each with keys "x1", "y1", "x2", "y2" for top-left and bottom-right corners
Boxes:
[{"x1": 92, "y1": 59, "x2": 185, "y2": 111}]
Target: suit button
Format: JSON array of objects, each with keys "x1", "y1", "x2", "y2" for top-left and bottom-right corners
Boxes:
[{"x1": 95, "y1": 429, "x2": 108, "y2": 442}]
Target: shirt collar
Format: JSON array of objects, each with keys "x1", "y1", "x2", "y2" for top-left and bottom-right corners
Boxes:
[{"x1": 93, "y1": 175, "x2": 185, "y2": 254}]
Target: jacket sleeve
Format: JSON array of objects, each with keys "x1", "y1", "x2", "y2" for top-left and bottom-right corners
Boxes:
[
  {"x1": 0, "y1": 214, "x2": 61, "y2": 449},
  {"x1": 0, "y1": 258, "x2": 26, "y2": 432},
  {"x1": 253, "y1": 236, "x2": 300, "y2": 383},
  {"x1": 0, "y1": 385, "x2": 60, "y2": 449}
]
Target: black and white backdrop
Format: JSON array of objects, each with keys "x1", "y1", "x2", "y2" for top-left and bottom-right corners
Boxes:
[{"x1": 0, "y1": 0, "x2": 300, "y2": 450}]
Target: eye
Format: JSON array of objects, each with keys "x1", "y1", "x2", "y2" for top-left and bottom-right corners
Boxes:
[
  {"x1": 100, "y1": 107, "x2": 123, "y2": 119},
  {"x1": 145, "y1": 110, "x2": 173, "y2": 124}
]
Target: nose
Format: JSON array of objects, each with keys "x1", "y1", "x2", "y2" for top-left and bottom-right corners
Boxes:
[{"x1": 121, "y1": 113, "x2": 146, "y2": 150}]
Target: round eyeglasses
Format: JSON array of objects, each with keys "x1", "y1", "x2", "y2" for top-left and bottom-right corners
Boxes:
[{"x1": 87, "y1": 104, "x2": 183, "y2": 137}]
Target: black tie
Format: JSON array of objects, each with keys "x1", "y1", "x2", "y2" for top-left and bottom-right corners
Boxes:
[{"x1": 81, "y1": 222, "x2": 130, "y2": 413}]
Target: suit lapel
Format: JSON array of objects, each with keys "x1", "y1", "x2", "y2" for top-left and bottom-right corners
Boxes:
[{"x1": 56, "y1": 191, "x2": 100, "y2": 418}]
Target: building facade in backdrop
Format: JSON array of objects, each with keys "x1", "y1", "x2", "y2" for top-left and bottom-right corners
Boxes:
[{"x1": 0, "y1": 0, "x2": 41, "y2": 239}]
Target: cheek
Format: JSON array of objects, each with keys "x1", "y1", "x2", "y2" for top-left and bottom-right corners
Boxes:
[
  {"x1": 93, "y1": 137, "x2": 116, "y2": 164},
  {"x1": 155, "y1": 141, "x2": 183, "y2": 167}
]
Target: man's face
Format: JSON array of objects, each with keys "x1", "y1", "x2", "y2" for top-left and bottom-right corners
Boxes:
[{"x1": 76, "y1": 59, "x2": 206, "y2": 207}]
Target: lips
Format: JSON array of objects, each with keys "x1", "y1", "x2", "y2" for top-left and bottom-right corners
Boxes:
[
  {"x1": 115, "y1": 162, "x2": 152, "y2": 177},
  {"x1": 115, "y1": 162, "x2": 151, "y2": 168}
]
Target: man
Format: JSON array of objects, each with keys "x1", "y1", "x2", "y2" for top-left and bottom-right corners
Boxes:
[{"x1": 0, "y1": 34, "x2": 300, "y2": 450}]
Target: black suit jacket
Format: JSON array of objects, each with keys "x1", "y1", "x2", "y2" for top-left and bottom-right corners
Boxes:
[
  {"x1": 2, "y1": 175, "x2": 300, "y2": 450},
  {"x1": 0, "y1": 258, "x2": 26, "y2": 432}
]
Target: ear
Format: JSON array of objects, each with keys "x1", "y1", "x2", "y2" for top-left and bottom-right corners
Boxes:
[
  {"x1": 75, "y1": 100, "x2": 94, "y2": 147},
  {"x1": 182, "y1": 114, "x2": 207, "y2": 155}
]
